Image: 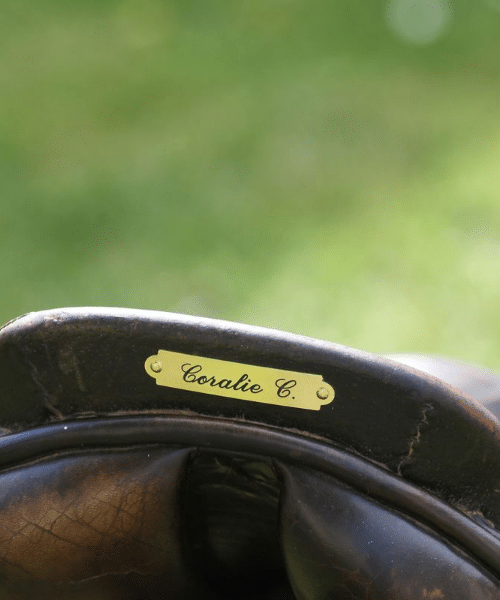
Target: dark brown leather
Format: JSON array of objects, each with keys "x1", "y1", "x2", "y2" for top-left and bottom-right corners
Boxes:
[
  {"x1": 0, "y1": 437, "x2": 499, "y2": 599},
  {"x1": 0, "y1": 308, "x2": 500, "y2": 599},
  {"x1": 0, "y1": 448, "x2": 195, "y2": 599}
]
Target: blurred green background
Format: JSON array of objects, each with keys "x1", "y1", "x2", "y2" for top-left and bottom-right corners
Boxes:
[{"x1": 1, "y1": 0, "x2": 500, "y2": 367}]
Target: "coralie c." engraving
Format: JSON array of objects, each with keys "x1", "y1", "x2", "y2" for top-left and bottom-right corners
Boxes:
[{"x1": 145, "y1": 350, "x2": 335, "y2": 411}]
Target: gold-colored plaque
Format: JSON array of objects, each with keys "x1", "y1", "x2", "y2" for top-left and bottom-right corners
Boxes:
[{"x1": 145, "y1": 350, "x2": 335, "y2": 411}]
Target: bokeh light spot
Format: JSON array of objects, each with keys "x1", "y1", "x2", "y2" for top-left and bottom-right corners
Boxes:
[{"x1": 386, "y1": 0, "x2": 453, "y2": 45}]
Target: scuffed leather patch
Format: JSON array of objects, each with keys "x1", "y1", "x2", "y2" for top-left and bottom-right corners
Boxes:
[{"x1": 0, "y1": 447, "x2": 193, "y2": 593}]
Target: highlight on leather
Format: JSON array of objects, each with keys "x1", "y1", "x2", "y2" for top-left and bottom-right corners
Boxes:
[{"x1": 0, "y1": 308, "x2": 500, "y2": 599}]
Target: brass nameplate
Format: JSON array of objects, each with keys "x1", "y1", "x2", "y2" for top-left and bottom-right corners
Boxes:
[{"x1": 145, "y1": 350, "x2": 335, "y2": 411}]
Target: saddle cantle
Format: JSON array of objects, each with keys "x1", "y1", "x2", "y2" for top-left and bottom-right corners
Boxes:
[{"x1": 0, "y1": 307, "x2": 500, "y2": 599}]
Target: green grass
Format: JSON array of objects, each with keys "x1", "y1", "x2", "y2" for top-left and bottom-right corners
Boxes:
[{"x1": 2, "y1": 0, "x2": 500, "y2": 369}]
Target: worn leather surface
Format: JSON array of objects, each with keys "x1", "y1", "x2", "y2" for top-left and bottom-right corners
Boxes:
[
  {"x1": 1, "y1": 308, "x2": 500, "y2": 523},
  {"x1": 279, "y1": 463, "x2": 500, "y2": 599},
  {"x1": 0, "y1": 447, "x2": 199, "y2": 599},
  {"x1": 0, "y1": 444, "x2": 498, "y2": 599},
  {"x1": 0, "y1": 308, "x2": 500, "y2": 598}
]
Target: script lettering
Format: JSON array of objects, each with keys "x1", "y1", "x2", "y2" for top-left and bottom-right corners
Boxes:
[
  {"x1": 181, "y1": 363, "x2": 263, "y2": 394},
  {"x1": 275, "y1": 379, "x2": 297, "y2": 398}
]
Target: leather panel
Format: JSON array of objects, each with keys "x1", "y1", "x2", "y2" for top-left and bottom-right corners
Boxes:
[
  {"x1": 0, "y1": 442, "x2": 498, "y2": 598},
  {"x1": 278, "y1": 463, "x2": 500, "y2": 599},
  {"x1": 0, "y1": 447, "x2": 199, "y2": 599}
]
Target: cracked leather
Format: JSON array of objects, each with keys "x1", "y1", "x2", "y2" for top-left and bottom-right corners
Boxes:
[{"x1": 0, "y1": 308, "x2": 499, "y2": 598}]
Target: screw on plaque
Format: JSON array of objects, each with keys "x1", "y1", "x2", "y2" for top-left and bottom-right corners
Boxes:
[
  {"x1": 316, "y1": 387, "x2": 329, "y2": 400},
  {"x1": 151, "y1": 361, "x2": 163, "y2": 373}
]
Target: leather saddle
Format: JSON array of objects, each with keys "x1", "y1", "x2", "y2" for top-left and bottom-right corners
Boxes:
[{"x1": 1, "y1": 307, "x2": 500, "y2": 599}]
